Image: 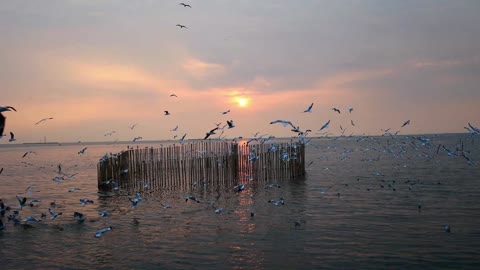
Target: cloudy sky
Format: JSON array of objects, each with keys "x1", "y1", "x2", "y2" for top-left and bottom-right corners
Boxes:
[{"x1": 1, "y1": 0, "x2": 479, "y2": 143}]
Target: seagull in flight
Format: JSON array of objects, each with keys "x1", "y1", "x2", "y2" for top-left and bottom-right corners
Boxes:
[
  {"x1": 48, "y1": 208, "x2": 62, "y2": 220},
  {"x1": 164, "y1": 111, "x2": 171, "y2": 116},
  {"x1": 179, "y1": 133, "x2": 187, "y2": 143},
  {"x1": 35, "y1": 117, "x2": 53, "y2": 125},
  {"x1": 303, "y1": 103, "x2": 314, "y2": 113},
  {"x1": 170, "y1": 94, "x2": 178, "y2": 97},
  {"x1": 401, "y1": 120, "x2": 411, "y2": 128},
  {"x1": 179, "y1": 3, "x2": 191, "y2": 8},
  {"x1": 349, "y1": 108, "x2": 354, "y2": 113},
  {"x1": 9, "y1": 132, "x2": 16, "y2": 142},
  {"x1": 0, "y1": 106, "x2": 16, "y2": 137},
  {"x1": 318, "y1": 120, "x2": 331, "y2": 131},
  {"x1": 16, "y1": 196, "x2": 27, "y2": 209},
  {"x1": 78, "y1": 147, "x2": 87, "y2": 154},
  {"x1": 351, "y1": 120, "x2": 355, "y2": 126},
  {"x1": 171, "y1": 125, "x2": 179, "y2": 132},
  {"x1": 176, "y1": 24, "x2": 187, "y2": 29},
  {"x1": 332, "y1": 108, "x2": 341, "y2": 114},
  {"x1": 227, "y1": 120, "x2": 235, "y2": 129},
  {"x1": 270, "y1": 120, "x2": 295, "y2": 129},
  {"x1": 222, "y1": 110, "x2": 230, "y2": 115},
  {"x1": 104, "y1": 131, "x2": 116, "y2": 136},
  {"x1": 133, "y1": 136, "x2": 143, "y2": 142},
  {"x1": 129, "y1": 123, "x2": 138, "y2": 130},
  {"x1": 95, "y1": 227, "x2": 113, "y2": 238},
  {"x1": 22, "y1": 151, "x2": 37, "y2": 158}
]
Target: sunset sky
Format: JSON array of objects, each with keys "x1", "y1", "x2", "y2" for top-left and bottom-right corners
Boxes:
[{"x1": 1, "y1": 0, "x2": 479, "y2": 143}]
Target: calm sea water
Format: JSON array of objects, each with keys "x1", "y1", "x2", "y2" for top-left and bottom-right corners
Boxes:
[{"x1": 1, "y1": 134, "x2": 479, "y2": 269}]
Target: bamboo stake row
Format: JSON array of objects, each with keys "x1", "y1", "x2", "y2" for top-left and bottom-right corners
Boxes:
[{"x1": 97, "y1": 140, "x2": 305, "y2": 192}]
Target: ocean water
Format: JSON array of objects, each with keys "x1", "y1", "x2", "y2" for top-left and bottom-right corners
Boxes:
[{"x1": 1, "y1": 134, "x2": 479, "y2": 269}]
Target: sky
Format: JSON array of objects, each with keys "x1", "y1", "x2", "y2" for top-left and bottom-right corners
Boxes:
[{"x1": 1, "y1": 0, "x2": 480, "y2": 143}]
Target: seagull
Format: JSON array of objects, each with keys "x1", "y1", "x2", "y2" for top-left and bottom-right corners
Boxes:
[
  {"x1": 48, "y1": 208, "x2": 62, "y2": 220},
  {"x1": 170, "y1": 94, "x2": 178, "y2": 97},
  {"x1": 99, "y1": 210, "x2": 109, "y2": 217},
  {"x1": 133, "y1": 136, "x2": 143, "y2": 142},
  {"x1": 164, "y1": 111, "x2": 170, "y2": 116},
  {"x1": 270, "y1": 120, "x2": 295, "y2": 129},
  {"x1": 332, "y1": 108, "x2": 341, "y2": 114},
  {"x1": 204, "y1": 127, "x2": 219, "y2": 140},
  {"x1": 467, "y1": 123, "x2": 480, "y2": 135},
  {"x1": 233, "y1": 184, "x2": 245, "y2": 192},
  {"x1": 303, "y1": 103, "x2": 314, "y2": 113},
  {"x1": 444, "y1": 225, "x2": 451, "y2": 233},
  {"x1": 221, "y1": 110, "x2": 230, "y2": 115},
  {"x1": 80, "y1": 198, "x2": 94, "y2": 206},
  {"x1": 9, "y1": 131, "x2": 15, "y2": 142},
  {"x1": 161, "y1": 203, "x2": 173, "y2": 209},
  {"x1": 171, "y1": 125, "x2": 179, "y2": 132},
  {"x1": 16, "y1": 196, "x2": 27, "y2": 209},
  {"x1": 95, "y1": 226, "x2": 113, "y2": 238},
  {"x1": 176, "y1": 24, "x2": 187, "y2": 29},
  {"x1": 401, "y1": 120, "x2": 411, "y2": 127},
  {"x1": 0, "y1": 167, "x2": 3, "y2": 174},
  {"x1": 351, "y1": 120, "x2": 355, "y2": 126},
  {"x1": 318, "y1": 120, "x2": 330, "y2": 131},
  {"x1": 264, "y1": 183, "x2": 281, "y2": 189},
  {"x1": 74, "y1": 212, "x2": 86, "y2": 222},
  {"x1": 78, "y1": 147, "x2": 87, "y2": 154},
  {"x1": 24, "y1": 216, "x2": 41, "y2": 222},
  {"x1": 179, "y1": 3, "x2": 191, "y2": 8},
  {"x1": 185, "y1": 196, "x2": 200, "y2": 203},
  {"x1": 104, "y1": 131, "x2": 116, "y2": 136},
  {"x1": 35, "y1": 117, "x2": 53, "y2": 125},
  {"x1": 349, "y1": 108, "x2": 354, "y2": 113},
  {"x1": 0, "y1": 106, "x2": 16, "y2": 137},
  {"x1": 227, "y1": 120, "x2": 235, "y2": 129},
  {"x1": 129, "y1": 123, "x2": 138, "y2": 130},
  {"x1": 179, "y1": 133, "x2": 187, "y2": 143},
  {"x1": 0, "y1": 219, "x2": 4, "y2": 231}
]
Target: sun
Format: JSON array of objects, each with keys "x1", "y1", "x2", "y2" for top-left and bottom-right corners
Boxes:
[{"x1": 236, "y1": 97, "x2": 249, "y2": 108}]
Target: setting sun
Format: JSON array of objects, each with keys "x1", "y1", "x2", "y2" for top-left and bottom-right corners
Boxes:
[{"x1": 236, "y1": 97, "x2": 249, "y2": 108}]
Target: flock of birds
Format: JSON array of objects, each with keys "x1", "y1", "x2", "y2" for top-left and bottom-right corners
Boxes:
[{"x1": 1, "y1": 2, "x2": 480, "y2": 242}]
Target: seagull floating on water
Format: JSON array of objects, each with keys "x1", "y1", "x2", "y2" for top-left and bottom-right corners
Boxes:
[
  {"x1": 80, "y1": 198, "x2": 94, "y2": 206},
  {"x1": 74, "y1": 212, "x2": 86, "y2": 222}
]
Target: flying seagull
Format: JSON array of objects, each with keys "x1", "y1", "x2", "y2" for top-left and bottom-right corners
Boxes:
[
  {"x1": 332, "y1": 108, "x2": 341, "y2": 114},
  {"x1": 22, "y1": 151, "x2": 37, "y2": 158},
  {"x1": 129, "y1": 123, "x2": 138, "y2": 130},
  {"x1": 78, "y1": 147, "x2": 87, "y2": 154},
  {"x1": 35, "y1": 117, "x2": 53, "y2": 125},
  {"x1": 318, "y1": 120, "x2": 331, "y2": 131},
  {"x1": 227, "y1": 120, "x2": 235, "y2": 129},
  {"x1": 171, "y1": 125, "x2": 178, "y2": 132},
  {"x1": 0, "y1": 106, "x2": 16, "y2": 137},
  {"x1": 95, "y1": 226, "x2": 113, "y2": 238},
  {"x1": 170, "y1": 94, "x2": 178, "y2": 97},
  {"x1": 401, "y1": 120, "x2": 411, "y2": 128},
  {"x1": 176, "y1": 24, "x2": 187, "y2": 29},
  {"x1": 222, "y1": 110, "x2": 230, "y2": 115},
  {"x1": 270, "y1": 120, "x2": 295, "y2": 129},
  {"x1": 9, "y1": 131, "x2": 16, "y2": 142},
  {"x1": 303, "y1": 103, "x2": 314, "y2": 113},
  {"x1": 133, "y1": 136, "x2": 143, "y2": 142},
  {"x1": 179, "y1": 133, "x2": 187, "y2": 143},
  {"x1": 104, "y1": 131, "x2": 116, "y2": 136},
  {"x1": 179, "y1": 3, "x2": 191, "y2": 8},
  {"x1": 349, "y1": 108, "x2": 354, "y2": 113},
  {"x1": 164, "y1": 111, "x2": 170, "y2": 116}
]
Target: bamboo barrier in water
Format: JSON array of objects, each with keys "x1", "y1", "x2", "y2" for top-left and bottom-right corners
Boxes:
[{"x1": 97, "y1": 140, "x2": 305, "y2": 192}]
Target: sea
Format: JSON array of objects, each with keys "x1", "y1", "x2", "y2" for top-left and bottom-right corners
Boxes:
[{"x1": 0, "y1": 134, "x2": 479, "y2": 269}]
